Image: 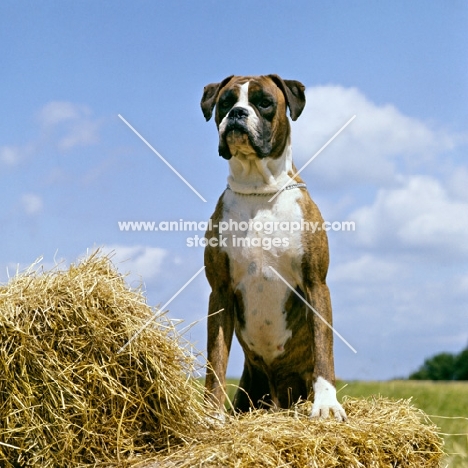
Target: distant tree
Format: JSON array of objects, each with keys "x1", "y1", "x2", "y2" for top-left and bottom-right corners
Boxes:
[
  {"x1": 409, "y1": 352, "x2": 456, "y2": 380},
  {"x1": 454, "y1": 348, "x2": 468, "y2": 380},
  {"x1": 409, "y1": 346, "x2": 468, "y2": 380}
]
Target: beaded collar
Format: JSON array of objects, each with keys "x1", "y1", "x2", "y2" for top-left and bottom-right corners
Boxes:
[{"x1": 226, "y1": 182, "x2": 307, "y2": 196}]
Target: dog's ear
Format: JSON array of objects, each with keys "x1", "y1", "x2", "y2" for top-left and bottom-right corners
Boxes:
[
  {"x1": 201, "y1": 75, "x2": 234, "y2": 121},
  {"x1": 268, "y1": 75, "x2": 306, "y2": 121}
]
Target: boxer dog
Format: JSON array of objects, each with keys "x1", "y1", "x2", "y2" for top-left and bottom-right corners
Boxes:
[{"x1": 201, "y1": 74, "x2": 346, "y2": 421}]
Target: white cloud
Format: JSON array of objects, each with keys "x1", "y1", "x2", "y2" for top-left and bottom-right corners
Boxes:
[
  {"x1": 102, "y1": 245, "x2": 168, "y2": 282},
  {"x1": 350, "y1": 175, "x2": 468, "y2": 257},
  {"x1": 291, "y1": 85, "x2": 463, "y2": 187},
  {"x1": 37, "y1": 101, "x2": 100, "y2": 151},
  {"x1": 0, "y1": 247, "x2": 168, "y2": 286},
  {"x1": 330, "y1": 254, "x2": 400, "y2": 283},
  {"x1": 1, "y1": 146, "x2": 22, "y2": 165},
  {"x1": 38, "y1": 101, "x2": 91, "y2": 128},
  {"x1": 1, "y1": 144, "x2": 34, "y2": 166},
  {"x1": 57, "y1": 119, "x2": 100, "y2": 151},
  {"x1": 1, "y1": 102, "x2": 101, "y2": 169},
  {"x1": 448, "y1": 166, "x2": 468, "y2": 201},
  {"x1": 20, "y1": 193, "x2": 43, "y2": 215},
  {"x1": 290, "y1": 88, "x2": 468, "y2": 379}
]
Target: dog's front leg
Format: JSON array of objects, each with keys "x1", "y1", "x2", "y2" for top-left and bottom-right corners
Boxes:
[
  {"x1": 205, "y1": 289, "x2": 235, "y2": 414},
  {"x1": 306, "y1": 281, "x2": 347, "y2": 421}
]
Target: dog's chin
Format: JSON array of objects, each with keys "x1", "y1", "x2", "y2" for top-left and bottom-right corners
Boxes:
[
  {"x1": 227, "y1": 131, "x2": 258, "y2": 159},
  {"x1": 226, "y1": 129, "x2": 250, "y2": 147},
  {"x1": 219, "y1": 129, "x2": 255, "y2": 160}
]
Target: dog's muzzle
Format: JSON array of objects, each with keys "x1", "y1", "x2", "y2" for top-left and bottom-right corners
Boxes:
[
  {"x1": 218, "y1": 107, "x2": 252, "y2": 160},
  {"x1": 219, "y1": 106, "x2": 273, "y2": 161}
]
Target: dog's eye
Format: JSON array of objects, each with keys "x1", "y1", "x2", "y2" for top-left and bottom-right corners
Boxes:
[
  {"x1": 258, "y1": 99, "x2": 272, "y2": 109},
  {"x1": 220, "y1": 100, "x2": 232, "y2": 110}
]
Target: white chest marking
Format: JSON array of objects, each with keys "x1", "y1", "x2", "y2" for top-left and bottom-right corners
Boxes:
[{"x1": 221, "y1": 188, "x2": 304, "y2": 364}]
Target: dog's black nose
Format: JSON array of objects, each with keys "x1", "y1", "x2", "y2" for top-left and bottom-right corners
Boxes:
[{"x1": 229, "y1": 107, "x2": 249, "y2": 120}]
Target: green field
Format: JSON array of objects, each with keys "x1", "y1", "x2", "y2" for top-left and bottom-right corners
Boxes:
[{"x1": 223, "y1": 379, "x2": 468, "y2": 467}]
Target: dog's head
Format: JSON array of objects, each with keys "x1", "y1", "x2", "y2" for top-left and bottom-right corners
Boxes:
[{"x1": 201, "y1": 75, "x2": 306, "y2": 161}]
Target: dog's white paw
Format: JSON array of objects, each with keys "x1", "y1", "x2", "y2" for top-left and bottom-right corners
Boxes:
[{"x1": 310, "y1": 376, "x2": 347, "y2": 422}]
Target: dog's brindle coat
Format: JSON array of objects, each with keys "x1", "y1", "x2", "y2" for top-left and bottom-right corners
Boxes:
[{"x1": 202, "y1": 75, "x2": 346, "y2": 421}]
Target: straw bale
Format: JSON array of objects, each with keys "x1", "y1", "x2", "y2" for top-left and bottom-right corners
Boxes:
[
  {"x1": 0, "y1": 252, "x2": 206, "y2": 467},
  {"x1": 141, "y1": 397, "x2": 444, "y2": 468},
  {"x1": 0, "y1": 250, "x2": 445, "y2": 467}
]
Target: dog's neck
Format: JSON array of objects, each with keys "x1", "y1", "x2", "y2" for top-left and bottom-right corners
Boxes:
[{"x1": 226, "y1": 140, "x2": 296, "y2": 194}]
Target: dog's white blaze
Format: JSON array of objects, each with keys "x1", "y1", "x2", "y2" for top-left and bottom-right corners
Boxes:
[
  {"x1": 221, "y1": 187, "x2": 304, "y2": 365},
  {"x1": 237, "y1": 81, "x2": 250, "y2": 107}
]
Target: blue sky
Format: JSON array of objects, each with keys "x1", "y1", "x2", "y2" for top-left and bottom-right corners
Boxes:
[{"x1": 1, "y1": 1, "x2": 467, "y2": 380}]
